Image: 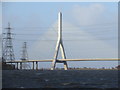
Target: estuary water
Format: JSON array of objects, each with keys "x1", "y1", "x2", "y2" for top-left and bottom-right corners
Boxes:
[{"x1": 2, "y1": 70, "x2": 119, "y2": 89}]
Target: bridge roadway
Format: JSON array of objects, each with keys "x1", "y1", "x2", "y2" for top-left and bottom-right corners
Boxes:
[
  {"x1": 5, "y1": 58, "x2": 119, "y2": 70},
  {"x1": 6, "y1": 58, "x2": 120, "y2": 63}
]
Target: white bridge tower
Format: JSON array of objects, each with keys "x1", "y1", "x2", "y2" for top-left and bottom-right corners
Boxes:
[{"x1": 51, "y1": 12, "x2": 68, "y2": 70}]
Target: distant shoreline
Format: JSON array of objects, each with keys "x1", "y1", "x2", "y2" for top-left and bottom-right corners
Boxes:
[
  {"x1": 2, "y1": 68, "x2": 119, "y2": 70},
  {"x1": 2, "y1": 62, "x2": 119, "y2": 70}
]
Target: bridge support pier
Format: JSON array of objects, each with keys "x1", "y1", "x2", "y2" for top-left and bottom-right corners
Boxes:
[
  {"x1": 36, "y1": 62, "x2": 38, "y2": 70},
  {"x1": 16, "y1": 62, "x2": 18, "y2": 70},
  {"x1": 32, "y1": 62, "x2": 34, "y2": 70},
  {"x1": 20, "y1": 62, "x2": 22, "y2": 70}
]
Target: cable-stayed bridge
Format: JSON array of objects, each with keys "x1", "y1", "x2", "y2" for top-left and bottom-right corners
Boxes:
[
  {"x1": 3, "y1": 12, "x2": 119, "y2": 70},
  {"x1": 6, "y1": 58, "x2": 119, "y2": 70}
]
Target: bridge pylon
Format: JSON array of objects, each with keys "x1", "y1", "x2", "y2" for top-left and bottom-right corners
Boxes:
[{"x1": 51, "y1": 12, "x2": 68, "y2": 70}]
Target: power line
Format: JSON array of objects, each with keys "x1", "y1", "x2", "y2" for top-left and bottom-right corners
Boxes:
[
  {"x1": 1, "y1": 22, "x2": 117, "y2": 28},
  {"x1": 13, "y1": 37, "x2": 117, "y2": 42},
  {"x1": 1, "y1": 22, "x2": 117, "y2": 30},
  {"x1": 2, "y1": 29, "x2": 116, "y2": 36}
]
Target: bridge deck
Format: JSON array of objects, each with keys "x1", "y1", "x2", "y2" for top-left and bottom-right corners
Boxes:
[{"x1": 6, "y1": 58, "x2": 119, "y2": 63}]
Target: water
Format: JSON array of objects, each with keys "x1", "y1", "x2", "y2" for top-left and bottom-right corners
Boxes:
[{"x1": 2, "y1": 70, "x2": 119, "y2": 88}]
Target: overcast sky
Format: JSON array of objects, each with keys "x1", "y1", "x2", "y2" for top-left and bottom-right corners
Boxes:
[{"x1": 2, "y1": 2, "x2": 118, "y2": 68}]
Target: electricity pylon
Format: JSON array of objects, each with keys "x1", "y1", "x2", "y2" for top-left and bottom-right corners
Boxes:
[
  {"x1": 20, "y1": 42, "x2": 30, "y2": 69},
  {"x1": 2, "y1": 23, "x2": 15, "y2": 62},
  {"x1": 21, "y1": 42, "x2": 28, "y2": 61}
]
